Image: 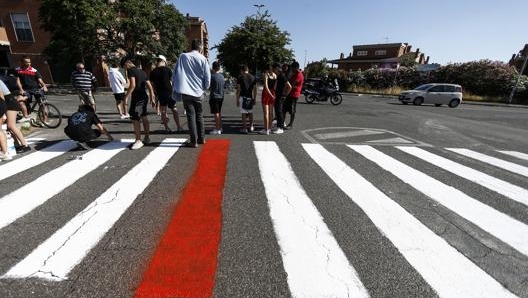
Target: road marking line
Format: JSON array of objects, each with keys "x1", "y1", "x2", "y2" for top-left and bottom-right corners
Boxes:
[
  {"x1": 447, "y1": 148, "x2": 528, "y2": 178},
  {"x1": 398, "y1": 146, "x2": 528, "y2": 207},
  {"x1": 254, "y1": 141, "x2": 369, "y2": 298},
  {"x1": 305, "y1": 144, "x2": 518, "y2": 298},
  {"x1": 366, "y1": 137, "x2": 414, "y2": 144},
  {"x1": 0, "y1": 140, "x2": 133, "y2": 230},
  {"x1": 134, "y1": 139, "x2": 229, "y2": 298},
  {"x1": 0, "y1": 140, "x2": 78, "y2": 181},
  {"x1": 2, "y1": 138, "x2": 186, "y2": 281},
  {"x1": 314, "y1": 129, "x2": 384, "y2": 140},
  {"x1": 350, "y1": 145, "x2": 528, "y2": 257},
  {"x1": 497, "y1": 150, "x2": 528, "y2": 161}
]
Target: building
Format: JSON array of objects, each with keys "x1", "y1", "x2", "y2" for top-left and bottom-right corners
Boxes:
[
  {"x1": 0, "y1": 1, "x2": 209, "y2": 84},
  {"x1": 185, "y1": 14, "x2": 209, "y2": 58},
  {"x1": 508, "y1": 44, "x2": 528, "y2": 75},
  {"x1": 329, "y1": 43, "x2": 430, "y2": 72},
  {"x1": 0, "y1": 0, "x2": 53, "y2": 82}
]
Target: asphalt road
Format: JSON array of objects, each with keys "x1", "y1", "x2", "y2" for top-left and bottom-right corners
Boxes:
[{"x1": 1, "y1": 91, "x2": 528, "y2": 298}]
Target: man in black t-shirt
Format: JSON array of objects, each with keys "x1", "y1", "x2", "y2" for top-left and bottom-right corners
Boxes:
[
  {"x1": 149, "y1": 55, "x2": 182, "y2": 132},
  {"x1": 14, "y1": 56, "x2": 48, "y2": 122},
  {"x1": 64, "y1": 105, "x2": 113, "y2": 150},
  {"x1": 272, "y1": 63, "x2": 292, "y2": 134},
  {"x1": 122, "y1": 57, "x2": 155, "y2": 150},
  {"x1": 236, "y1": 64, "x2": 256, "y2": 134}
]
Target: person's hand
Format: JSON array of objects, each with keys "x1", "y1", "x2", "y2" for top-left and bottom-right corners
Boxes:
[{"x1": 41, "y1": 86, "x2": 48, "y2": 92}]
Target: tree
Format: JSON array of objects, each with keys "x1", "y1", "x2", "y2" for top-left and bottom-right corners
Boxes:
[
  {"x1": 39, "y1": 0, "x2": 187, "y2": 68},
  {"x1": 215, "y1": 10, "x2": 293, "y2": 76}
]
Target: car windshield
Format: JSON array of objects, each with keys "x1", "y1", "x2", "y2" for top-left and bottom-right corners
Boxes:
[{"x1": 414, "y1": 84, "x2": 433, "y2": 91}]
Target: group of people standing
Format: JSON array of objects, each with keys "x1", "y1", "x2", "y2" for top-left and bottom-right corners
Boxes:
[{"x1": 235, "y1": 61, "x2": 304, "y2": 135}]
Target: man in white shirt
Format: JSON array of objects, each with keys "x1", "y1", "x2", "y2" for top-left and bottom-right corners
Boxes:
[
  {"x1": 172, "y1": 39, "x2": 211, "y2": 148},
  {"x1": 108, "y1": 62, "x2": 130, "y2": 119}
]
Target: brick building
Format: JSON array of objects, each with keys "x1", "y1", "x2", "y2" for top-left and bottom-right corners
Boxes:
[
  {"x1": 0, "y1": 0, "x2": 53, "y2": 82},
  {"x1": 329, "y1": 43, "x2": 430, "y2": 71},
  {"x1": 0, "y1": 1, "x2": 208, "y2": 85}
]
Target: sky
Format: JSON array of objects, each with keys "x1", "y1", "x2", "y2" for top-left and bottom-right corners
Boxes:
[{"x1": 169, "y1": 0, "x2": 527, "y2": 67}]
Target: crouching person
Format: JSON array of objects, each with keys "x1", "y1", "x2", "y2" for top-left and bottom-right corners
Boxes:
[{"x1": 64, "y1": 104, "x2": 113, "y2": 150}]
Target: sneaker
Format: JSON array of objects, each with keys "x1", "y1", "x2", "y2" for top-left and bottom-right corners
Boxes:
[
  {"x1": 143, "y1": 137, "x2": 151, "y2": 144},
  {"x1": 131, "y1": 140, "x2": 144, "y2": 150},
  {"x1": 240, "y1": 128, "x2": 248, "y2": 134},
  {"x1": 259, "y1": 129, "x2": 270, "y2": 135},
  {"x1": 120, "y1": 114, "x2": 127, "y2": 120},
  {"x1": 76, "y1": 142, "x2": 90, "y2": 150},
  {"x1": 17, "y1": 117, "x2": 31, "y2": 123},
  {"x1": 0, "y1": 151, "x2": 12, "y2": 161},
  {"x1": 272, "y1": 128, "x2": 284, "y2": 134},
  {"x1": 250, "y1": 125, "x2": 254, "y2": 132},
  {"x1": 16, "y1": 145, "x2": 32, "y2": 153},
  {"x1": 209, "y1": 129, "x2": 221, "y2": 135},
  {"x1": 124, "y1": 113, "x2": 131, "y2": 119}
]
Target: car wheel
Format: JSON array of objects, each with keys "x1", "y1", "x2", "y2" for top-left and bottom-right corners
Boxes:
[
  {"x1": 435, "y1": 104, "x2": 442, "y2": 107},
  {"x1": 448, "y1": 99, "x2": 460, "y2": 108},
  {"x1": 401, "y1": 101, "x2": 408, "y2": 105},
  {"x1": 413, "y1": 97, "x2": 424, "y2": 105}
]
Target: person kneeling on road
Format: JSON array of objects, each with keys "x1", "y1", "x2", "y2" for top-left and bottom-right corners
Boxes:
[{"x1": 64, "y1": 104, "x2": 113, "y2": 150}]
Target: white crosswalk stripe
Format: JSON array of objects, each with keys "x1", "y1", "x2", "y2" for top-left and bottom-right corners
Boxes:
[
  {"x1": 1, "y1": 140, "x2": 527, "y2": 298},
  {"x1": 2, "y1": 138, "x2": 186, "y2": 281}
]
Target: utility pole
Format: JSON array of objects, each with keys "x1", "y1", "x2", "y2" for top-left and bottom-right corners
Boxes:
[{"x1": 509, "y1": 50, "x2": 528, "y2": 104}]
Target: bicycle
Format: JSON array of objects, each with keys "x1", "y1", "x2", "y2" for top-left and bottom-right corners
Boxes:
[{"x1": 18, "y1": 89, "x2": 62, "y2": 128}]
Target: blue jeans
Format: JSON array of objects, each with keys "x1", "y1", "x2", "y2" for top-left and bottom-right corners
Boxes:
[{"x1": 182, "y1": 94, "x2": 204, "y2": 144}]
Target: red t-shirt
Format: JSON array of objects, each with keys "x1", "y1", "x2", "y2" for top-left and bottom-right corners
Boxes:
[{"x1": 288, "y1": 70, "x2": 304, "y2": 98}]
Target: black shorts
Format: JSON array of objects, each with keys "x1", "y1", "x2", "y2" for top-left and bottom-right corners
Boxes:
[
  {"x1": 4, "y1": 94, "x2": 20, "y2": 111},
  {"x1": 209, "y1": 97, "x2": 224, "y2": 114},
  {"x1": 64, "y1": 126, "x2": 101, "y2": 142},
  {"x1": 129, "y1": 97, "x2": 148, "y2": 121},
  {"x1": 284, "y1": 96, "x2": 298, "y2": 114},
  {"x1": 157, "y1": 92, "x2": 176, "y2": 108},
  {"x1": 0, "y1": 100, "x2": 6, "y2": 118},
  {"x1": 113, "y1": 93, "x2": 125, "y2": 103}
]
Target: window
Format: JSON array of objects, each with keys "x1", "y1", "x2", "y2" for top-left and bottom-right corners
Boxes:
[
  {"x1": 429, "y1": 85, "x2": 444, "y2": 92},
  {"x1": 10, "y1": 13, "x2": 34, "y2": 42},
  {"x1": 356, "y1": 50, "x2": 367, "y2": 56},
  {"x1": 375, "y1": 50, "x2": 387, "y2": 56},
  {"x1": 444, "y1": 85, "x2": 456, "y2": 92}
]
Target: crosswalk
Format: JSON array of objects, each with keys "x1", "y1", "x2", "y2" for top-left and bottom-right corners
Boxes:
[{"x1": 1, "y1": 138, "x2": 527, "y2": 298}]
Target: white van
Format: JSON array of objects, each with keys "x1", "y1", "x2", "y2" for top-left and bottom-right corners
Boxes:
[{"x1": 399, "y1": 83, "x2": 463, "y2": 108}]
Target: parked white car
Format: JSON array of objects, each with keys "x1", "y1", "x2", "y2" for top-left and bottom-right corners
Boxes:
[{"x1": 399, "y1": 83, "x2": 463, "y2": 108}]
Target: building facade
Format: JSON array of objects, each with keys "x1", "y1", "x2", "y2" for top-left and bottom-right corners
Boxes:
[
  {"x1": 0, "y1": 1, "x2": 209, "y2": 85},
  {"x1": 329, "y1": 43, "x2": 430, "y2": 71},
  {"x1": 0, "y1": 0, "x2": 53, "y2": 82}
]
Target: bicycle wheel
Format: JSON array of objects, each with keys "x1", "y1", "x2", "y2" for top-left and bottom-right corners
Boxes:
[{"x1": 38, "y1": 103, "x2": 62, "y2": 128}]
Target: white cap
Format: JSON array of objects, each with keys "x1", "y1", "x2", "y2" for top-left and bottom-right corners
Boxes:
[{"x1": 157, "y1": 55, "x2": 167, "y2": 62}]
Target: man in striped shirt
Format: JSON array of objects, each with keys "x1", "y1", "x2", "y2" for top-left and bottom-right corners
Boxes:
[{"x1": 71, "y1": 62, "x2": 97, "y2": 111}]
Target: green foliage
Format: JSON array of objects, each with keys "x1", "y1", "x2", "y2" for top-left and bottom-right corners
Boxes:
[
  {"x1": 39, "y1": 0, "x2": 186, "y2": 68},
  {"x1": 215, "y1": 10, "x2": 293, "y2": 76},
  {"x1": 304, "y1": 60, "x2": 330, "y2": 78}
]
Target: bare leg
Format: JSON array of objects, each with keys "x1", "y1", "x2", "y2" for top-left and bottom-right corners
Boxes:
[
  {"x1": 132, "y1": 120, "x2": 141, "y2": 140},
  {"x1": 7, "y1": 110, "x2": 27, "y2": 146},
  {"x1": 141, "y1": 115, "x2": 150, "y2": 139},
  {"x1": 172, "y1": 107, "x2": 183, "y2": 130}
]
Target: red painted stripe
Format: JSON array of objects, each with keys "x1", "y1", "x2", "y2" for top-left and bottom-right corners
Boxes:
[{"x1": 134, "y1": 139, "x2": 230, "y2": 298}]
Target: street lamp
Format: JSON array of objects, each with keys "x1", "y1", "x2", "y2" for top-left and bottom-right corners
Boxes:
[{"x1": 509, "y1": 50, "x2": 528, "y2": 104}]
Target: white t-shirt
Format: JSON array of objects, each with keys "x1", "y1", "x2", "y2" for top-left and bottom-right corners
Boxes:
[{"x1": 108, "y1": 67, "x2": 126, "y2": 94}]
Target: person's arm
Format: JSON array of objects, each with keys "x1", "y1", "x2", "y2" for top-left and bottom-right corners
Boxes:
[
  {"x1": 235, "y1": 82, "x2": 241, "y2": 107},
  {"x1": 91, "y1": 73, "x2": 97, "y2": 92},
  {"x1": 15, "y1": 77, "x2": 24, "y2": 95},
  {"x1": 124, "y1": 76, "x2": 135, "y2": 101},
  {"x1": 146, "y1": 80, "x2": 156, "y2": 108},
  {"x1": 38, "y1": 78, "x2": 48, "y2": 92},
  {"x1": 283, "y1": 81, "x2": 292, "y2": 98},
  {"x1": 95, "y1": 123, "x2": 113, "y2": 140}
]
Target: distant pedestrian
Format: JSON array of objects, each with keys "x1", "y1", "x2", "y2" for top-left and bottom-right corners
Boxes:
[
  {"x1": 236, "y1": 64, "x2": 257, "y2": 134},
  {"x1": 284, "y1": 61, "x2": 304, "y2": 129},
  {"x1": 272, "y1": 63, "x2": 291, "y2": 134},
  {"x1": 172, "y1": 39, "x2": 211, "y2": 148},
  {"x1": 71, "y1": 62, "x2": 98, "y2": 111},
  {"x1": 259, "y1": 64, "x2": 277, "y2": 135},
  {"x1": 209, "y1": 61, "x2": 225, "y2": 135},
  {"x1": 64, "y1": 104, "x2": 113, "y2": 150},
  {"x1": 108, "y1": 62, "x2": 130, "y2": 119},
  {"x1": 14, "y1": 56, "x2": 48, "y2": 123},
  {"x1": 150, "y1": 55, "x2": 182, "y2": 132},
  {"x1": 122, "y1": 57, "x2": 155, "y2": 150}
]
